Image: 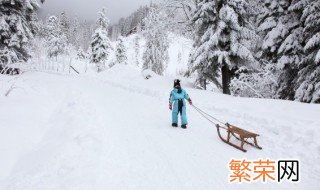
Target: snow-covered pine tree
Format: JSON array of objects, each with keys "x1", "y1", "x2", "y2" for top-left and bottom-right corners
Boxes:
[
  {"x1": 142, "y1": 7, "x2": 169, "y2": 75},
  {"x1": 115, "y1": 37, "x2": 128, "y2": 65},
  {"x1": 28, "y1": 8, "x2": 41, "y2": 35},
  {"x1": 66, "y1": 15, "x2": 81, "y2": 49},
  {"x1": 294, "y1": 0, "x2": 320, "y2": 103},
  {"x1": 134, "y1": 35, "x2": 140, "y2": 65},
  {"x1": 59, "y1": 11, "x2": 70, "y2": 43},
  {"x1": 89, "y1": 8, "x2": 112, "y2": 72},
  {"x1": 77, "y1": 47, "x2": 87, "y2": 60},
  {"x1": 257, "y1": 0, "x2": 291, "y2": 63},
  {"x1": 256, "y1": 0, "x2": 304, "y2": 100},
  {"x1": 0, "y1": 0, "x2": 40, "y2": 65},
  {"x1": 45, "y1": 15, "x2": 67, "y2": 59},
  {"x1": 189, "y1": 0, "x2": 257, "y2": 94}
]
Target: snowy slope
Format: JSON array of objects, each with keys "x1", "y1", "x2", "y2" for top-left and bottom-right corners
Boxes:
[{"x1": 0, "y1": 65, "x2": 319, "y2": 190}]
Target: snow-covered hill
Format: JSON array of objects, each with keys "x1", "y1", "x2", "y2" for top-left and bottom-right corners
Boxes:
[{"x1": 0, "y1": 64, "x2": 319, "y2": 190}]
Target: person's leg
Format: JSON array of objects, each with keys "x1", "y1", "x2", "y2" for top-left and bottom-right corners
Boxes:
[
  {"x1": 172, "y1": 102, "x2": 178, "y2": 127},
  {"x1": 181, "y1": 105, "x2": 188, "y2": 128},
  {"x1": 177, "y1": 99, "x2": 183, "y2": 122}
]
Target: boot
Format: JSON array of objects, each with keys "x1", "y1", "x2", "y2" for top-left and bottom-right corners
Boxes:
[
  {"x1": 172, "y1": 123, "x2": 178, "y2": 127},
  {"x1": 181, "y1": 124, "x2": 187, "y2": 129}
]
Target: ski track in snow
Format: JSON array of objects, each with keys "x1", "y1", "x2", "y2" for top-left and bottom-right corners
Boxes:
[{"x1": 0, "y1": 65, "x2": 319, "y2": 190}]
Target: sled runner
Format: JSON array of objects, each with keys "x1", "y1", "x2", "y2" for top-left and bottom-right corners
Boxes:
[
  {"x1": 191, "y1": 105, "x2": 262, "y2": 152},
  {"x1": 216, "y1": 123, "x2": 262, "y2": 152}
]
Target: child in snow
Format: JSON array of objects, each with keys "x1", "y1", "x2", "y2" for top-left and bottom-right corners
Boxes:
[{"x1": 169, "y1": 79, "x2": 192, "y2": 129}]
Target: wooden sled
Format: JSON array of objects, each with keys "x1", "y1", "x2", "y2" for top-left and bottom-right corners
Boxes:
[{"x1": 215, "y1": 123, "x2": 262, "y2": 152}]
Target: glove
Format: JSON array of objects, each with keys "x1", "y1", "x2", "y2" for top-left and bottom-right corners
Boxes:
[
  {"x1": 169, "y1": 104, "x2": 172, "y2": 110},
  {"x1": 188, "y1": 99, "x2": 193, "y2": 105}
]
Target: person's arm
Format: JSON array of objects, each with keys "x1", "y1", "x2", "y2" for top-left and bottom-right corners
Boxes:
[
  {"x1": 184, "y1": 90, "x2": 192, "y2": 105},
  {"x1": 169, "y1": 91, "x2": 174, "y2": 110}
]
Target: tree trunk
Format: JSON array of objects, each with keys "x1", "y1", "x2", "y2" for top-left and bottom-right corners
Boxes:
[
  {"x1": 203, "y1": 78, "x2": 207, "y2": 90},
  {"x1": 222, "y1": 65, "x2": 231, "y2": 95}
]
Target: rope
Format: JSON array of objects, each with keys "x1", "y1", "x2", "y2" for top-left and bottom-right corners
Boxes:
[{"x1": 191, "y1": 104, "x2": 228, "y2": 130}]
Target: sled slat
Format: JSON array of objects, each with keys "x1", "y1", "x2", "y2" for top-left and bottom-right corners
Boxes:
[{"x1": 215, "y1": 124, "x2": 262, "y2": 152}]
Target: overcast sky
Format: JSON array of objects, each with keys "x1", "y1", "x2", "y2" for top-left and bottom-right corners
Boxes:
[{"x1": 39, "y1": 0, "x2": 151, "y2": 24}]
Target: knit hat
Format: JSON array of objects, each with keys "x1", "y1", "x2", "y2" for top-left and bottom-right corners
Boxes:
[{"x1": 174, "y1": 79, "x2": 181, "y2": 88}]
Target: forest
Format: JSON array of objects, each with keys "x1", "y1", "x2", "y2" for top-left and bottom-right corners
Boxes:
[{"x1": 0, "y1": 0, "x2": 319, "y2": 103}]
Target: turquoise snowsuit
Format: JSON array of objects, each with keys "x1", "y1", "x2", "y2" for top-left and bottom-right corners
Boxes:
[{"x1": 169, "y1": 88, "x2": 190, "y2": 125}]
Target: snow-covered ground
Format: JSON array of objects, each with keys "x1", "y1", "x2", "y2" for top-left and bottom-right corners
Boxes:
[{"x1": 0, "y1": 64, "x2": 319, "y2": 190}]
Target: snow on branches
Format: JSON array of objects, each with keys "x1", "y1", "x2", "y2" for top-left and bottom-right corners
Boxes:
[
  {"x1": 45, "y1": 15, "x2": 68, "y2": 59},
  {"x1": 89, "y1": 8, "x2": 113, "y2": 72},
  {"x1": 0, "y1": 0, "x2": 40, "y2": 65},
  {"x1": 294, "y1": 0, "x2": 320, "y2": 103},
  {"x1": 115, "y1": 37, "x2": 128, "y2": 65},
  {"x1": 142, "y1": 7, "x2": 169, "y2": 75},
  {"x1": 189, "y1": 0, "x2": 258, "y2": 93}
]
